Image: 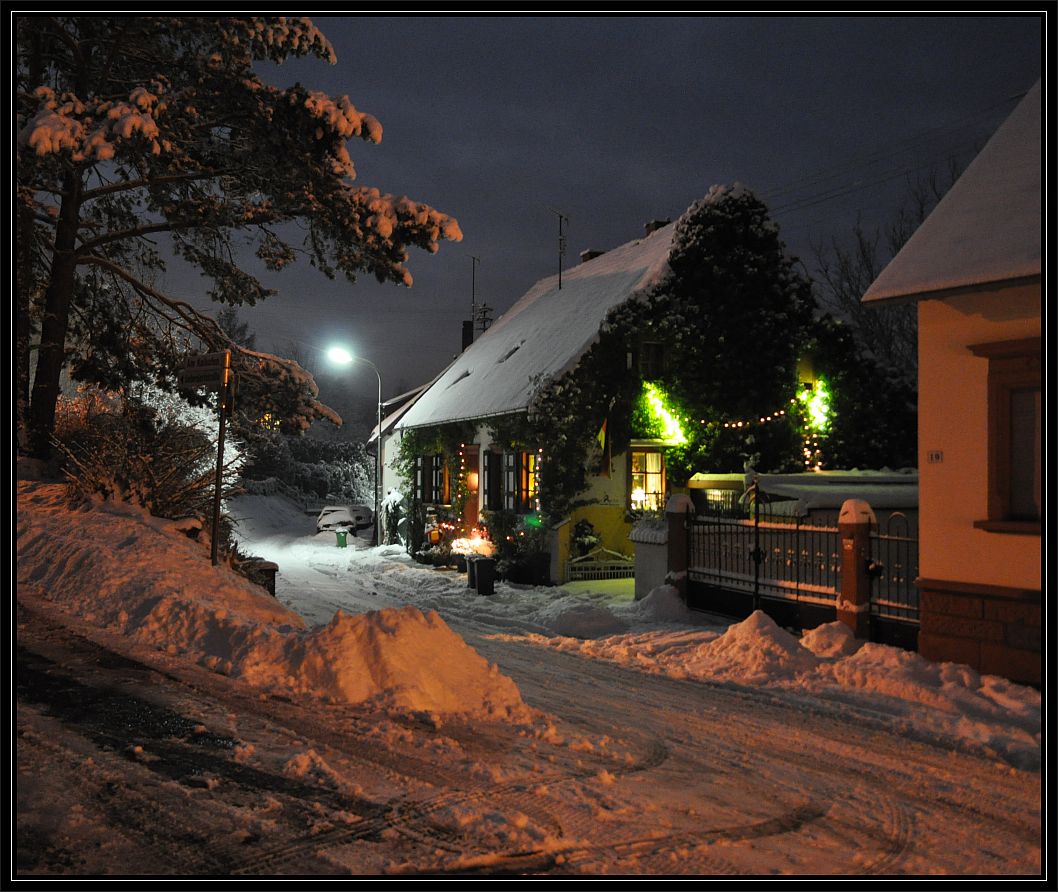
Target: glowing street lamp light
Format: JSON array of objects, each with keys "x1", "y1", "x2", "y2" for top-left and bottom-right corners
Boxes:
[
  {"x1": 327, "y1": 346, "x2": 353, "y2": 366},
  {"x1": 327, "y1": 345, "x2": 382, "y2": 546}
]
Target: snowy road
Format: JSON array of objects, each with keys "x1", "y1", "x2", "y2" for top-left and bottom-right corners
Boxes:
[
  {"x1": 17, "y1": 592, "x2": 1040, "y2": 876},
  {"x1": 15, "y1": 490, "x2": 1042, "y2": 876},
  {"x1": 228, "y1": 504, "x2": 1042, "y2": 876}
]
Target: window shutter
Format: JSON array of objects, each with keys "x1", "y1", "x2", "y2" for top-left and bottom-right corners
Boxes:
[
  {"x1": 414, "y1": 456, "x2": 424, "y2": 502},
  {"x1": 432, "y1": 455, "x2": 445, "y2": 504},
  {"x1": 503, "y1": 451, "x2": 517, "y2": 511}
]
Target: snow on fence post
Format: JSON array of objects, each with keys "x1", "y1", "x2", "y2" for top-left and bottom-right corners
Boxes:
[
  {"x1": 837, "y1": 499, "x2": 876, "y2": 638},
  {"x1": 665, "y1": 494, "x2": 695, "y2": 601}
]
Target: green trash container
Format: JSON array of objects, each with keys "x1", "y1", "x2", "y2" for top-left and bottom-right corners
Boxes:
[
  {"x1": 335, "y1": 530, "x2": 348, "y2": 548},
  {"x1": 466, "y1": 556, "x2": 478, "y2": 589}
]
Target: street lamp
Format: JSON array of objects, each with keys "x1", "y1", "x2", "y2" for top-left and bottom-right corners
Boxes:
[{"x1": 327, "y1": 346, "x2": 382, "y2": 546}]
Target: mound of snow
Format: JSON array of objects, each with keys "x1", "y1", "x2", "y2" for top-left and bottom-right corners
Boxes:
[
  {"x1": 231, "y1": 606, "x2": 529, "y2": 720},
  {"x1": 686, "y1": 610, "x2": 818, "y2": 683},
  {"x1": 800, "y1": 620, "x2": 864, "y2": 659},
  {"x1": 538, "y1": 597, "x2": 628, "y2": 639},
  {"x1": 634, "y1": 584, "x2": 693, "y2": 624},
  {"x1": 17, "y1": 481, "x2": 528, "y2": 721}
]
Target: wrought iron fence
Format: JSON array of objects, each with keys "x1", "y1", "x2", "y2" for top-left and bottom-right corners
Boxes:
[
  {"x1": 869, "y1": 512, "x2": 920, "y2": 622},
  {"x1": 688, "y1": 502, "x2": 842, "y2": 607}
]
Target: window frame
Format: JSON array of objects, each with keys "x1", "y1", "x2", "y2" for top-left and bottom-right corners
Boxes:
[
  {"x1": 968, "y1": 337, "x2": 1041, "y2": 535},
  {"x1": 628, "y1": 444, "x2": 667, "y2": 512}
]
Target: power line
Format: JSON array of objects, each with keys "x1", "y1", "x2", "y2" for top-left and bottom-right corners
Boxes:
[{"x1": 759, "y1": 94, "x2": 1020, "y2": 213}]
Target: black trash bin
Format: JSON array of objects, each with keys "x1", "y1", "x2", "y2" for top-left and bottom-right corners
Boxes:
[
  {"x1": 466, "y1": 556, "x2": 478, "y2": 589},
  {"x1": 474, "y1": 557, "x2": 496, "y2": 596}
]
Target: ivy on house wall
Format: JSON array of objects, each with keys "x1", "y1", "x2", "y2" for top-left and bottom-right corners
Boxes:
[
  {"x1": 393, "y1": 421, "x2": 478, "y2": 517},
  {"x1": 395, "y1": 186, "x2": 916, "y2": 527}
]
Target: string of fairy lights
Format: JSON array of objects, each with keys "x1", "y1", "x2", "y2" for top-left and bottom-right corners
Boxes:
[
  {"x1": 444, "y1": 378, "x2": 833, "y2": 541},
  {"x1": 652, "y1": 378, "x2": 833, "y2": 471}
]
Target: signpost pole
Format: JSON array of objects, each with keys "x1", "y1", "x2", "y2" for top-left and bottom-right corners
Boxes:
[{"x1": 210, "y1": 351, "x2": 231, "y2": 566}]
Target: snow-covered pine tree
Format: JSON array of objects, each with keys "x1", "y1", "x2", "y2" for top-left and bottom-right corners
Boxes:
[{"x1": 16, "y1": 16, "x2": 462, "y2": 458}]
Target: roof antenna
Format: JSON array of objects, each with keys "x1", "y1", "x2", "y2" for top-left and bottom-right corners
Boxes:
[
  {"x1": 548, "y1": 207, "x2": 569, "y2": 289},
  {"x1": 469, "y1": 255, "x2": 481, "y2": 329}
]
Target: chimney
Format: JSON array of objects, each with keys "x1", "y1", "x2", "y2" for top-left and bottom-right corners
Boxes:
[
  {"x1": 461, "y1": 320, "x2": 474, "y2": 352},
  {"x1": 580, "y1": 249, "x2": 605, "y2": 264},
  {"x1": 644, "y1": 218, "x2": 671, "y2": 236}
]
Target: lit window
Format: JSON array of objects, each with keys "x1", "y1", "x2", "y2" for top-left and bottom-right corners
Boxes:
[
  {"x1": 968, "y1": 338, "x2": 1041, "y2": 533},
  {"x1": 520, "y1": 451, "x2": 538, "y2": 512},
  {"x1": 501, "y1": 449, "x2": 538, "y2": 514},
  {"x1": 630, "y1": 449, "x2": 665, "y2": 511}
]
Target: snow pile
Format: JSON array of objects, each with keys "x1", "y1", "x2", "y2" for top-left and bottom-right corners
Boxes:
[
  {"x1": 17, "y1": 482, "x2": 300, "y2": 637},
  {"x1": 799, "y1": 619, "x2": 863, "y2": 658},
  {"x1": 538, "y1": 596, "x2": 629, "y2": 639},
  {"x1": 17, "y1": 480, "x2": 528, "y2": 721},
  {"x1": 531, "y1": 611, "x2": 1041, "y2": 767},
  {"x1": 231, "y1": 606, "x2": 529, "y2": 720},
  {"x1": 680, "y1": 610, "x2": 819, "y2": 684},
  {"x1": 633, "y1": 584, "x2": 693, "y2": 624}
]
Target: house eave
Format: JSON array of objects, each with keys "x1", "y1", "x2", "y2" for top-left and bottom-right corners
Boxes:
[
  {"x1": 395, "y1": 407, "x2": 529, "y2": 433},
  {"x1": 862, "y1": 273, "x2": 1041, "y2": 307}
]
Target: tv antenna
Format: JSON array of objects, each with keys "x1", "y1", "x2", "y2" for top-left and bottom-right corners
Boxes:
[
  {"x1": 469, "y1": 255, "x2": 481, "y2": 327},
  {"x1": 548, "y1": 207, "x2": 569, "y2": 289}
]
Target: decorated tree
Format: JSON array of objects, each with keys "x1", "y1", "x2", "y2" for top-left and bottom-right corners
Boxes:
[
  {"x1": 16, "y1": 16, "x2": 461, "y2": 458},
  {"x1": 528, "y1": 185, "x2": 915, "y2": 520}
]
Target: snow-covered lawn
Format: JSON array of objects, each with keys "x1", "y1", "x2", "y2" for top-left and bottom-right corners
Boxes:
[{"x1": 16, "y1": 482, "x2": 1043, "y2": 875}]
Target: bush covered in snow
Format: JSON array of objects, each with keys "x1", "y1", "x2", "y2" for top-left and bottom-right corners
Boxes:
[
  {"x1": 242, "y1": 432, "x2": 371, "y2": 502},
  {"x1": 53, "y1": 387, "x2": 241, "y2": 530}
]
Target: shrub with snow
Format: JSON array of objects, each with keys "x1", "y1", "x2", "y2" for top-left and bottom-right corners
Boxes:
[{"x1": 53, "y1": 390, "x2": 239, "y2": 527}]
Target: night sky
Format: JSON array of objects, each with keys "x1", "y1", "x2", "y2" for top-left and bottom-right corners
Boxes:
[{"x1": 160, "y1": 15, "x2": 1043, "y2": 411}]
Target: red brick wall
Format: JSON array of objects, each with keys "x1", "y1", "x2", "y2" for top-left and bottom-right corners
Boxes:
[{"x1": 918, "y1": 580, "x2": 1041, "y2": 687}]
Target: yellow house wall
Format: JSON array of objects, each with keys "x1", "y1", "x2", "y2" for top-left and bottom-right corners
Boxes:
[{"x1": 917, "y1": 283, "x2": 1041, "y2": 589}]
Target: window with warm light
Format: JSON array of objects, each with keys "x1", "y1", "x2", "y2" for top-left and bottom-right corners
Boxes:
[
  {"x1": 500, "y1": 449, "x2": 538, "y2": 513},
  {"x1": 630, "y1": 449, "x2": 665, "y2": 511},
  {"x1": 520, "y1": 451, "x2": 538, "y2": 513}
]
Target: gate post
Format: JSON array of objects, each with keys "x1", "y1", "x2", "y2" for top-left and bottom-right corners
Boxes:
[
  {"x1": 838, "y1": 499, "x2": 876, "y2": 638},
  {"x1": 665, "y1": 494, "x2": 695, "y2": 600}
]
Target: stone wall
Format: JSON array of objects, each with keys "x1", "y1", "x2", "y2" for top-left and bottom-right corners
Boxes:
[{"x1": 918, "y1": 579, "x2": 1041, "y2": 687}]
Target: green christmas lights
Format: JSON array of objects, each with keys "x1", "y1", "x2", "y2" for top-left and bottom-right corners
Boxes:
[
  {"x1": 797, "y1": 377, "x2": 832, "y2": 433},
  {"x1": 641, "y1": 382, "x2": 687, "y2": 445}
]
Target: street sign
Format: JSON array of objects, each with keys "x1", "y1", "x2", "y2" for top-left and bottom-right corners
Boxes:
[
  {"x1": 183, "y1": 351, "x2": 230, "y2": 372},
  {"x1": 178, "y1": 367, "x2": 224, "y2": 388},
  {"x1": 178, "y1": 351, "x2": 230, "y2": 390}
]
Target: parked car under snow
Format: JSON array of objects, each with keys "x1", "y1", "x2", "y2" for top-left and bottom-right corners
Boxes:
[{"x1": 316, "y1": 505, "x2": 373, "y2": 534}]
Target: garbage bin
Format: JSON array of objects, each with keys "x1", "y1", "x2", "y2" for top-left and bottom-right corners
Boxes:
[
  {"x1": 335, "y1": 530, "x2": 348, "y2": 548},
  {"x1": 466, "y1": 556, "x2": 478, "y2": 589},
  {"x1": 474, "y1": 557, "x2": 496, "y2": 596}
]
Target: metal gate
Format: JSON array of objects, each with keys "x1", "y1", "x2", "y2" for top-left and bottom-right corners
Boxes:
[
  {"x1": 687, "y1": 499, "x2": 842, "y2": 630},
  {"x1": 868, "y1": 512, "x2": 920, "y2": 649}
]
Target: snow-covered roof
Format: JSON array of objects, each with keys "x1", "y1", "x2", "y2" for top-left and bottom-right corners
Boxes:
[
  {"x1": 863, "y1": 81, "x2": 1041, "y2": 304},
  {"x1": 761, "y1": 482, "x2": 918, "y2": 511},
  {"x1": 369, "y1": 382, "x2": 431, "y2": 443},
  {"x1": 688, "y1": 469, "x2": 919, "y2": 512},
  {"x1": 397, "y1": 223, "x2": 676, "y2": 429}
]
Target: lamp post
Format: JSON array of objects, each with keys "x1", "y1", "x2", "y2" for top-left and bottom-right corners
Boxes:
[{"x1": 327, "y1": 347, "x2": 382, "y2": 546}]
